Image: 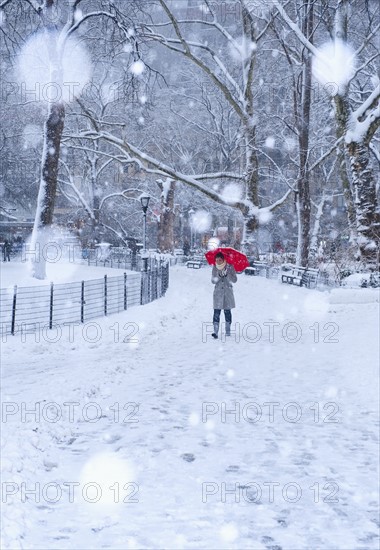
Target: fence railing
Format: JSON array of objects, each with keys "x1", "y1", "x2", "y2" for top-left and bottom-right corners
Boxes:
[
  {"x1": 0, "y1": 262, "x2": 169, "y2": 336},
  {"x1": 85, "y1": 250, "x2": 178, "y2": 270}
]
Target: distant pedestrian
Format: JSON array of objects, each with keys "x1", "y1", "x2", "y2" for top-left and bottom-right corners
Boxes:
[
  {"x1": 3, "y1": 239, "x2": 11, "y2": 262},
  {"x1": 183, "y1": 240, "x2": 190, "y2": 256},
  {"x1": 211, "y1": 252, "x2": 237, "y2": 339}
]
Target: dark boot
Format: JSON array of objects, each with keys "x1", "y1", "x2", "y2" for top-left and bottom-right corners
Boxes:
[
  {"x1": 212, "y1": 322, "x2": 219, "y2": 339},
  {"x1": 225, "y1": 322, "x2": 231, "y2": 336}
]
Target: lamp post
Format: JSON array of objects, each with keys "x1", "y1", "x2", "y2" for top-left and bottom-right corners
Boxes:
[
  {"x1": 189, "y1": 208, "x2": 195, "y2": 250},
  {"x1": 140, "y1": 193, "x2": 150, "y2": 271}
]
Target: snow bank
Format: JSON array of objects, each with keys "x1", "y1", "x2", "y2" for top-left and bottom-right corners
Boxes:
[
  {"x1": 329, "y1": 287, "x2": 380, "y2": 304},
  {"x1": 341, "y1": 272, "x2": 377, "y2": 288},
  {"x1": 0, "y1": 261, "x2": 136, "y2": 289}
]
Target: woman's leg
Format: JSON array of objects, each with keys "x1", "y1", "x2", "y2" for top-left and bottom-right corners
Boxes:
[
  {"x1": 213, "y1": 309, "x2": 221, "y2": 324},
  {"x1": 224, "y1": 310, "x2": 232, "y2": 324},
  {"x1": 224, "y1": 310, "x2": 232, "y2": 336},
  {"x1": 212, "y1": 309, "x2": 221, "y2": 338}
]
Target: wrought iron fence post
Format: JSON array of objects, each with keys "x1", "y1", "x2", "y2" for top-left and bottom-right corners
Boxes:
[
  {"x1": 153, "y1": 268, "x2": 157, "y2": 300},
  {"x1": 81, "y1": 280, "x2": 85, "y2": 323},
  {"x1": 140, "y1": 272, "x2": 144, "y2": 305},
  {"x1": 162, "y1": 262, "x2": 169, "y2": 295},
  {"x1": 124, "y1": 272, "x2": 127, "y2": 310},
  {"x1": 49, "y1": 282, "x2": 54, "y2": 329},
  {"x1": 11, "y1": 285, "x2": 17, "y2": 335},
  {"x1": 104, "y1": 275, "x2": 107, "y2": 316}
]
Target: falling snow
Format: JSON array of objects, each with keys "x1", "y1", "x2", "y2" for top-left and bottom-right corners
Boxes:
[
  {"x1": 130, "y1": 60, "x2": 145, "y2": 76},
  {"x1": 16, "y1": 31, "x2": 92, "y2": 103},
  {"x1": 312, "y1": 39, "x2": 356, "y2": 94}
]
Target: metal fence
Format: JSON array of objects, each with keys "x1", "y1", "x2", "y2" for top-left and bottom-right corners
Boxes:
[
  {"x1": 85, "y1": 250, "x2": 179, "y2": 270},
  {"x1": 0, "y1": 262, "x2": 169, "y2": 336}
]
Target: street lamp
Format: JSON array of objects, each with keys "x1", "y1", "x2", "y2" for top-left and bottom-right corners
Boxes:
[
  {"x1": 189, "y1": 208, "x2": 195, "y2": 249},
  {"x1": 140, "y1": 193, "x2": 150, "y2": 271}
]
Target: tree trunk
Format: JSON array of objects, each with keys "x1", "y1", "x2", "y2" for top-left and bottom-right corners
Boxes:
[
  {"x1": 243, "y1": 125, "x2": 259, "y2": 242},
  {"x1": 227, "y1": 215, "x2": 234, "y2": 246},
  {"x1": 30, "y1": 101, "x2": 65, "y2": 279},
  {"x1": 337, "y1": 141, "x2": 357, "y2": 243},
  {"x1": 295, "y1": 1, "x2": 313, "y2": 266},
  {"x1": 157, "y1": 178, "x2": 176, "y2": 252},
  {"x1": 91, "y1": 193, "x2": 102, "y2": 245},
  {"x1": 332, "y1": 0, "x2": 359, "y2": 250},
  {"x1": 30, "y1": 1, "x2": 65, "y2": 279},
  {"x1": 296, "y1": 173, "x2": 311, "y2": 265},
  {"x1": 309, "y1": 195, "x2": 326, "y2": 260},
  {"x1": 346, "y1": 139, "x2": 380, "y2": 265},
  {"x1": 242, "y1": 3, "x2": 259, "y2": 243}
]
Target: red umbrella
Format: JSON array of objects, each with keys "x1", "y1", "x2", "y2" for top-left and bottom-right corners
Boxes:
[{"x1": 205, "y1": 247, "x2": 250, "y2": 273}]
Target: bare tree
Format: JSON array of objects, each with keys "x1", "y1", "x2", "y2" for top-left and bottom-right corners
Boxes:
[
  {"x1": 273, "y1": 0, "x2": 380, "y2": 265},
  {"x1": 102, "y1": 0, "x2": 291, "y2": 245},
  {"x1": 0, "y1": 0, "x2": 127, "y2": 277}
]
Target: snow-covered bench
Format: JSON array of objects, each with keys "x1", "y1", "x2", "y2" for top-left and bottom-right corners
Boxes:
[
  {"x1": 186, "y1": 260, "x2": 203, "y2": 269},
  {"x1": 302, "y1": 267, "x2": 320, "y2": 288},
  {"x1": 281, "y1": 265, "x2": 319, "y2": 288},
  {"x1": 245, "y1": 261, "x2": 269, "y2": 276},
  {"x1": 367, "y1": 273, "x2": 380, "y2": 288}
]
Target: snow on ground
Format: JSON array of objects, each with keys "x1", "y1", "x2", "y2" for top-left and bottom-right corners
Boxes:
[
  {"x1": 0, "y1": 261, "x2": 135, "y2": 289},
  {"x1": 1, "y1": 265, "x2": 379, "y2": 549}
]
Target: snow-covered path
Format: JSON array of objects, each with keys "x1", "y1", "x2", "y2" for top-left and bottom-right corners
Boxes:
[{"x1": 1, "y1": 266, "x2": 379, "y2": 549}]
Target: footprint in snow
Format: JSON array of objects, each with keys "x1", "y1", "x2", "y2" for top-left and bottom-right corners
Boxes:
[
  {"x1": 225, "y1": 465, "x2": 240, "y2": 472},
  {"x1": 43, "y1": 459, "x2": 58, "y2": 471},
  {"x1": 181, "y1": 453, "x2": 195, "y2": 462}
]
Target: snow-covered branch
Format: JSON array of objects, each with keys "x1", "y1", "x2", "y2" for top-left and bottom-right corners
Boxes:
[
  {"x1": 256, "y1": 148, "x2": 296, "y2": 192},
  {"x1": 99, "y1": 190, "x2": 143, "y2": 212},
  {"x1": 0, "y1": 0, "x2": 16, "y2": 9},
  {"x1": 76, "y1": 130, "x2": 254, "y2": 217},
  {"x1": 309, "y1": 137, "x2": 344, "y2": 171},
  {"x1": 64, "y1": 11, "x2": 119, "y2": 40},
  {"x1": 59, "y1": 161, "x2": 95, "y2": 220},
  {"x1": 192, "y1": 172, "x2": 243, "y2": 182},
  {"x1": 147, "y1": 1, "x2": 247, "y2": 120},
  {"x1": 267, "y1": 188, "x2": 292, "y2": 212},
  {"x1": 351, "y1": 84, "x2": 380, "y2": 121},
  {"x1": 348, "y1": 53, "x2": 380, "y2": 86},
  {"x1": 272, "y1": 0, "x2": 319, "y2": 57},
  {"x1": 346, "y1": 84, "x2": 380, "y2": 144},
  {"x1": 353, "y1": 22, "x2": 380, "y2": 60}
]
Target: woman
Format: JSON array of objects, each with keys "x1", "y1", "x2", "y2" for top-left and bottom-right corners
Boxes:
[{"x1": 211, "y1": 252, "x2": 237, "y2": 339}]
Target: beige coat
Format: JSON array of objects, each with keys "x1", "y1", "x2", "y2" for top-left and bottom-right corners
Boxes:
[{"x1": 211, "y1": 264, "x2": 237, "y2": 309}]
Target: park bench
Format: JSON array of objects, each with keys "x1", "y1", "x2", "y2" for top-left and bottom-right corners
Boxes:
[
  {"x1": 186, "y1": 255, "x2": 205, "y2": 269},
  {"x1": 245, "y1": 261, "x2": 269, "y2": 276},
  {"x1": 369, "y1": 273, "x2": 380, "y2": 287},
  {"x1": 360, "y1": 272, "x2": 380, "y2": 288},
  {"x1": 281, "y1": 264, "x2": 319, "y2": 289},
  {"x1": 186, "y1": 260, "x2": 203, "y2": 269}
]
